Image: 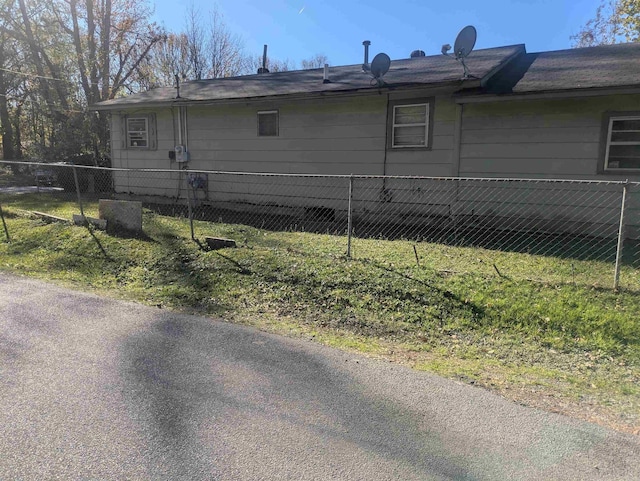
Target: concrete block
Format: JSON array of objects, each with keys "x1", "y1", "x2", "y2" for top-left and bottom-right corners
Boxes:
[
  {"x1": 205, "y1": 237, "x2": 237, "y2": 250},
  {"x1": 99, "y1": 199, "x2": 143, "y2": 233}
]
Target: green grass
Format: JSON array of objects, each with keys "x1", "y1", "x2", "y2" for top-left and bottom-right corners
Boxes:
[{"x1": 1, "y1": 194, "x2": 639, "y2": 434}]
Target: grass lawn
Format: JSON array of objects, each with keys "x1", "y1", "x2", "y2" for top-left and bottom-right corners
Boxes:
[{"x1": 1, "y1": 194, "x2": 639, "y2": 435}]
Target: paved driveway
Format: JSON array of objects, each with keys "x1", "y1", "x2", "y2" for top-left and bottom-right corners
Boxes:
[
  {"x1": 0, "y1": 273, "x2": 638, "y2": 480},
  {"x1": 0, "y1": 185, "x2": 62, "y2": 194}
]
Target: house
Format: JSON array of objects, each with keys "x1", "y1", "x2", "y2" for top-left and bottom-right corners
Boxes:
[{"x1": 94, "y1": 41, "x2": 640, "y2": 238}]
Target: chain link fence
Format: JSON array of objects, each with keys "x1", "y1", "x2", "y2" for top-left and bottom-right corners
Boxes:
[{"x1": 1, "y1": 160, "x2": 638, "y2": 289}]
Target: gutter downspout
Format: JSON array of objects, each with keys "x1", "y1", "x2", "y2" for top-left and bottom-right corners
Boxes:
[
  {"x1": 177, "y1": 106, "x2": 184, "y2": 147},
  {"x1": 452, "y1": 103, "x2": 463, "y2": 177},
  {"x1": 383, "y1": 93, "x2": 389, "y2": 177},
  {"x1": 451, "y1": 103, "x2": 464, "y2": 239}
]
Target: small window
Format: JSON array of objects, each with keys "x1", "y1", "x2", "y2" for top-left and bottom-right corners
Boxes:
[
  {"x1": 127, "y1": 117, "x2": 149, "y2": 148},
  {"x1": 258, "y1": 111, "x2": 278, "y2": 137},
  {"x1": 604, "y1": 116, "x2": 640, "y2": 171},
  {"x1": 388, "y1": 100, "x2": 433, "y2": 149}
]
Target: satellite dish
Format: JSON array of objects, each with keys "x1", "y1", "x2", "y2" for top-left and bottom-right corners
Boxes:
[
  {"x1": 453, "y1": 25, "x2": 477, "y2": 59},
  {"x1": 442, "y1": 25, "x2": 477, "y2": 79},
  {"x1": 370, "y1": 53, "x2": 390, "y2": 79}
]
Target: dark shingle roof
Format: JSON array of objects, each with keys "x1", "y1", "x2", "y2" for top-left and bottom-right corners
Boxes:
[
  {"x1": 95, "y1": 45, "x2": 524, "y2": 109},
  {"x1": 482, "y1": 42, "x2": 640, "y2": 95}
]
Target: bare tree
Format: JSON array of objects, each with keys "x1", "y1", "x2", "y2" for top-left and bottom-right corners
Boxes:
[
  {"x1": 301, "y1": 53, "x2": 328, "y2": 69},
  {"x1": 206, "y1": 6, "x2": 246, "y2": 78},
  {"x1": 142, "y1": 32, "x2": 190, "y2": 88},
  {"x1": 0, "y1": 0, "x2": 164, "y2": 161},
  {"x1": 63, "y1": 0, "x2": 165, "y2": 104},
  {"x1": 3, "y1": 0, "x2": 70, "y2": 114},
  {"x1": 246, "y1": 54, "x2": 295, "y2": 73},
  {"x1": 62, "y1": 0, "x2": 165, "y2": 159},
  {"x1": 0, "y1": 31, "x2": 16, "y2": 161},
  {"x1": 0, "y1": 0, "x2": 75, "y2": 158},
  {"x1": 185, "y1": 2, "x2": 206, "y2": 80},
  {"x1": 177, "y1": 3, "x2": 249, "y2": 80}
]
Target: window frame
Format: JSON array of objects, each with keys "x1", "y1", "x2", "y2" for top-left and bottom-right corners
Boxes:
[
  {"x1": 600, "y1": 111, "x2": 640, "y2": 173},
  {"x1": 257, "y1": 110, "x2": 279, "y2": 137},
  {"x1": 123, "y1": 114, "x2": 156, "y2": 150},
  {"x1": 386, "y1": 97, "x2": 434, "y2": 151},
  {"x1": 126, "y1": 116, "x2": 149, "y2": 149}
]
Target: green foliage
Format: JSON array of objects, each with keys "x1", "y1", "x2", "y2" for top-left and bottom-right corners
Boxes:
[
  {"x1": 573, "y1": 0, "x2": 640, "y2": 47},
  {"x1": 0, "y1": 195, "x2": 638, "y2": 363},
  {"x1": 619, "y1": 0, "x2": 640, "y2": 42}
]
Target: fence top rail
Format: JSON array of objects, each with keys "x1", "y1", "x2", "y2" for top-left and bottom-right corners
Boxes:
[{"x1": 1, "y1": 160, "x2": 639, "y2": 186}]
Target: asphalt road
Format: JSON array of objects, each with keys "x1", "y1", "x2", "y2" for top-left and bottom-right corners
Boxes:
[{"x1": 1, "y1": 273, "x2": 639, "y2": 480}]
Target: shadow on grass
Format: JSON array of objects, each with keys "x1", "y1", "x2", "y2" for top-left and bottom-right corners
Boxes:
[
  {"x1": 358, "y1": 256, "x2": 485, "y2": 320},
  {"x1": 352, "y1": 220, "x2": 640, "y2": 268},
  {"x1": 152, "y1": 202, "x2": 639, "y2": 268},
  {"x1": 223, "y1": 242, "x2": 486, "y2": 337},
  {"x1": 74, "y1": 222, "x2": 111, "y2": 260}
]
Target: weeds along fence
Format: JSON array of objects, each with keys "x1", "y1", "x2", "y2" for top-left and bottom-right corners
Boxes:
[{"x1": 1, "y1": 160, "x2": 639, "y2": 289}]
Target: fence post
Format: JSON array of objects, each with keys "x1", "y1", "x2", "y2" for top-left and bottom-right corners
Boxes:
[
  {"x1": 72, "y1": 166, "x2": 86, "y2": 222},
  {"x1": 185, "y1": 170, "x2": 195, "y2": 241},
  {"x1": 0, "y1": 203, "x2": 10, "y2": 242},
  {"x1": 347, "y1": 175, "x2": 354, "y2": 258},
  {"x1": 613, "y1": 180, "x2": 628, "y2": 290}
]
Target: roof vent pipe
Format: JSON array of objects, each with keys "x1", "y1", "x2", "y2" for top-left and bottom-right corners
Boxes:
[
  {"x1": 362, "y1": 40, "x2": 371, "y2": 71},
  {"x1": 410, "y1": 49, "x2": 426, "y2": 58},
  {"x1": 323, "y1": 63, "x2": 331, "y2": 83},
  {"x1": 258, "y1": 44, "x2": 270, "y2": 74}
]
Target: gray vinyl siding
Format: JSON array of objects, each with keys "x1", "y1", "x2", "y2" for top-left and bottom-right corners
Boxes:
[
  {"x1": 388, "y1": 95, "x2": 456, "y2": 176},
  {"x1": 111, "y1": 109, "x2": 179, "y2": 197},
  {"x1": 110, "y1": 93, "x2": 457, "y2": 177},
  {"x1": 183, "y1": 93, "x2": 455, "y2": 176},
  {"x1": 106, "y1": 92, "x2": 638, "y2": 239},
  {"x1": 111, "y1": 108, "x2": 175, "y2": 170},
  {"x1": 459, "y1": 94, "x2": 640, "y2": 180},
  {"x1": 186, "y1": 96, "x2": 384, "y2": 175},
  {"x1": 458, "y1": 94, "x2": 640, "y2": 238},
  {"x1": 109, "y1": 92, "x2": 458, "y2": 213}
]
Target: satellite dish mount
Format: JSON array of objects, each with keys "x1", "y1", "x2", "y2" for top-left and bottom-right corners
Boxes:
[
  {"x1": 361, "y1": 41, "x2": 390, "y2": 87},
  {"x1": 441, "y1": 25, "x2": 477, "y2": 79}
]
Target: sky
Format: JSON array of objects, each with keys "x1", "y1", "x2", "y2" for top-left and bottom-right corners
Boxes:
[{"x1": 151, "y1": 0, "x2": 604, "y2": 69}]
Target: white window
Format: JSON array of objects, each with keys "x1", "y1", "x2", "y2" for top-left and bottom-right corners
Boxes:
[
  {"x1": 258, "y1": 110, "x2": 278, "y2": 137},
  {"x1": 392, "y1": 103, "x2": 428, "y2": 148},
  {"x1": 127, "y1": 117, "x2": 149, "y2": 148},
  {"x1": 604, "y1": 116, "x2": 640, "y2": 170}
]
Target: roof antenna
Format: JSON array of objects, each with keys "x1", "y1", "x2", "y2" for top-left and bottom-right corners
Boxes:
[
  {"x1": 441, "y1": 25, "x2": 477, "y2": 79},
  {"x1": 174, "y1": 74, "x2": 180, "y2": 98},
  {"x1": 258, "y1": 44, "x2": 270, "y2": 74}
]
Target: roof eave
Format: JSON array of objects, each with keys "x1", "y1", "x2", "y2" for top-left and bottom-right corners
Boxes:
[
  {"x1": 455, "y1": 84, "x2": 640, "y2": 104},
  {"x1": 93, "y1": 78, "x2": 481, "y2": 111}
]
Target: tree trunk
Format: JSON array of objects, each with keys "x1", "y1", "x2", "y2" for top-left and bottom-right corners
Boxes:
[
  {"x1": 14, "y1": 104, "x2": 22, "y2": 160},
  {"x1": 0, "y1": 51, "x2": 15, "y2": 162}
]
